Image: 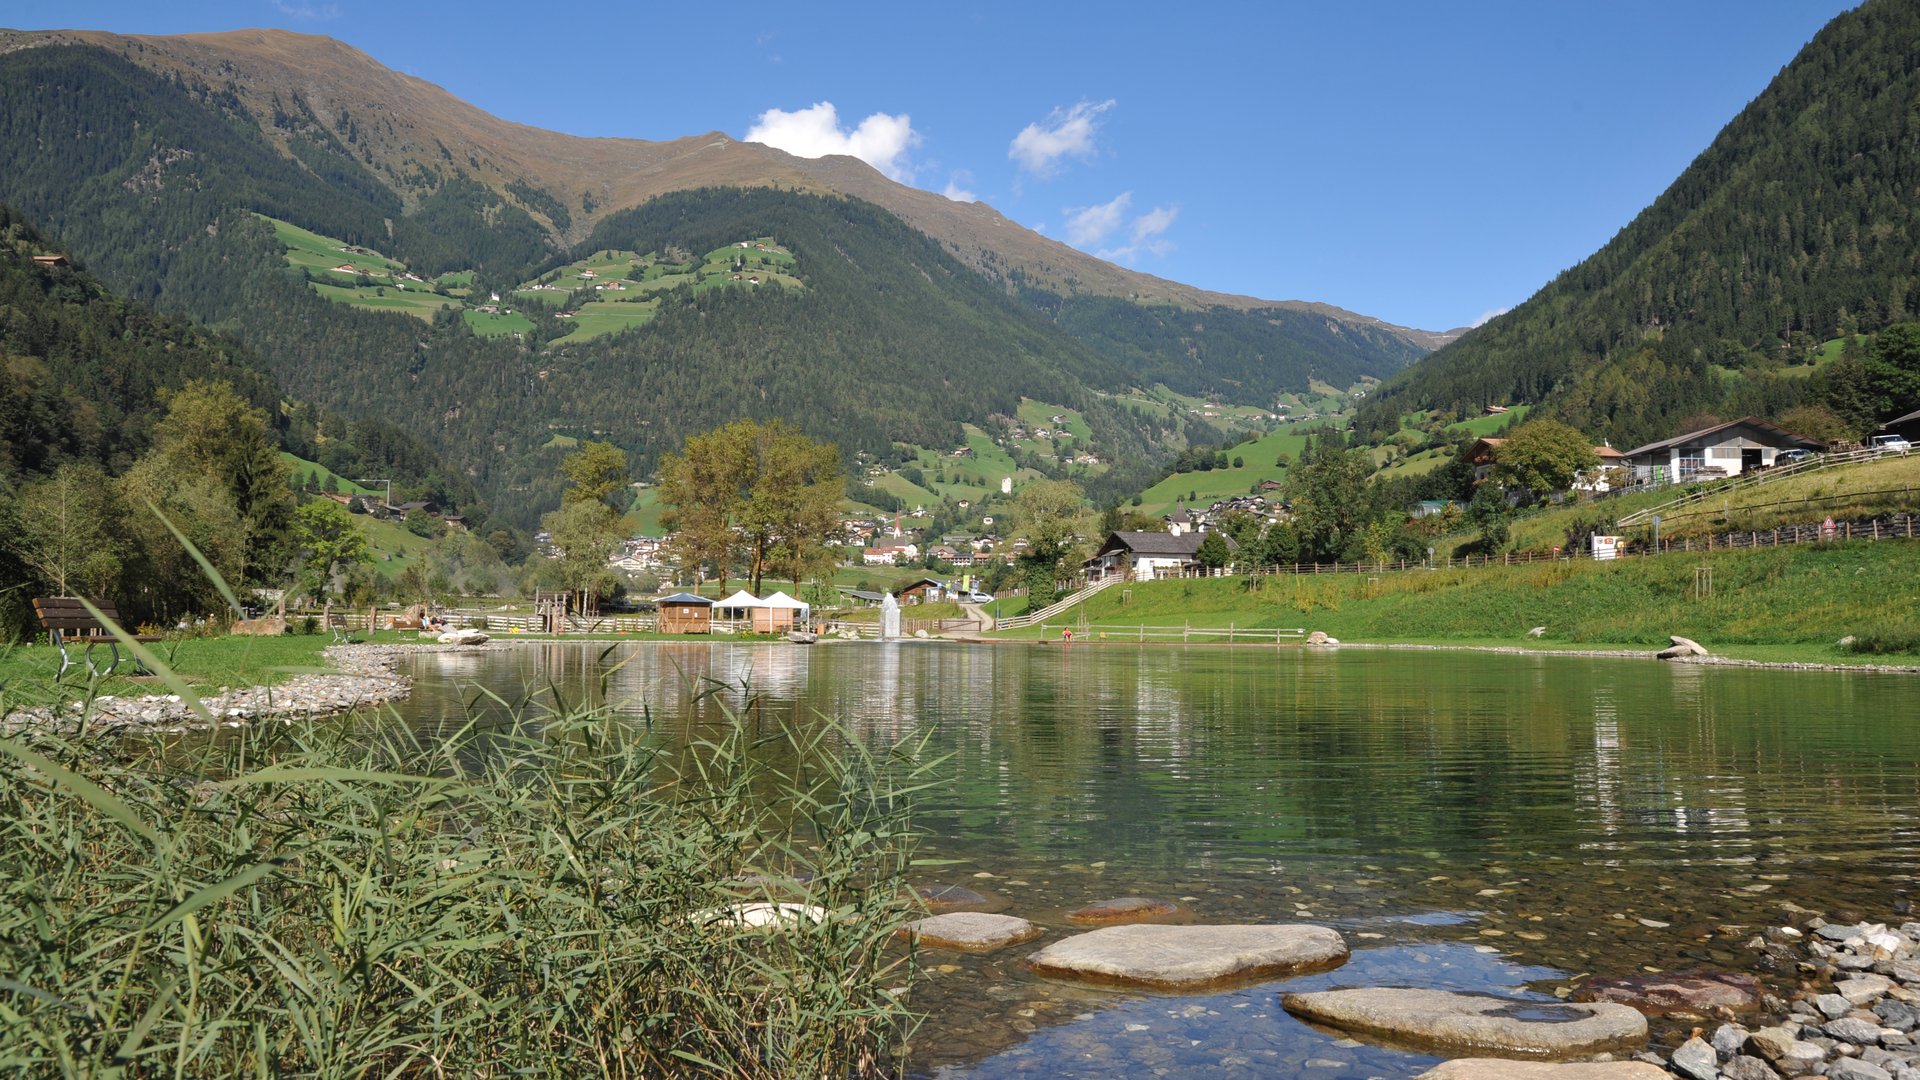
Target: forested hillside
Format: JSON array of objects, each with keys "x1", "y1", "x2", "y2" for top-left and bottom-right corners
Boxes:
[
  {"x1": 1023, "y1": 291, "x2": 1425, "y2": 405},
  {"x1": 1359, "y1": 0, "x2": 1920, "y2": 447},
  {"x1": 0, "y1": 204, "x2": 278, "y2": 481},
  {"x1": 0, "y1": 39, "x2": 1415, "y2": 525}
]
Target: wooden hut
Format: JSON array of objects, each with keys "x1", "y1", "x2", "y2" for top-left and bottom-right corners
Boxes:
[{"x1": 655, "y1": 592, "x2": 714, "y2": 635}]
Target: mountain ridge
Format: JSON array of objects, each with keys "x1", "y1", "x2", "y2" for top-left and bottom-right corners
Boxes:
[{"x1": 0, "y1": 25, "x2": 1454, "y2": 351}]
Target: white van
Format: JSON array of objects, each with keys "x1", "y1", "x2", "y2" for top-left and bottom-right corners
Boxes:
[{"x1": 1869, "y1": 434, "x2": 1912, "y2": 454}]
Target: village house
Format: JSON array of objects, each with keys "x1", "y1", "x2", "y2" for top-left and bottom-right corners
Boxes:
[
  {"x1": 892, "y1": 578, "x2": 945, "y2": 604},
  {"x1": 1084, "y1": 531, "x2": 1236, "y2": 582},
  {"x1": 1619, "y1": 416, "x2": 1823, "y2": 486},
  {"x1": 862, "y1": 543, "x2": 918, "y2": 566}
]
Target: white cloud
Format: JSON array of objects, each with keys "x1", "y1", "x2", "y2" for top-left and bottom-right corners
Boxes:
[
  {"x1": 1064, "y1": 196, "x2": 1178, "y2": 264},
  {"x1": 1130, "y1": 205, "x2": 1177, "y2": 246},
  {"x1": 271, "y1": 0, "x2": 340, "y2": 19},
  {"x1": 1064, "y1": 192, "x2": 1132, "y2": 247},
  {"x1": 1009, "y1": 99, "x2": 1115, "y2": 178},
  {"x1": 1470, "y1": 306, "x2": 1510, "y2": 328},
  {"x1": 942, "y1": 170, "x2": 978, "y2": 203},
  {"x1": 745, "y1": 102, "x2": 920, "y2": 182}
]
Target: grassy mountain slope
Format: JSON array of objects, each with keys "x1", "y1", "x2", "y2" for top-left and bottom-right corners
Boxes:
[{"x1": 1359, "y1": 0, "x2": 1920, "y2": 447}]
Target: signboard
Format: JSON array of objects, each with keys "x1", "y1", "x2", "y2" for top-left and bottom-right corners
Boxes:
[{"x1": 1591, "y1": 534, "x2": 1623, "y2": 561}]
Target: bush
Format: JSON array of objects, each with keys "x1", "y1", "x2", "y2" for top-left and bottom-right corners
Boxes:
[{"x1": 0, "y1": 690, "x2": 932, "y2": 1076}]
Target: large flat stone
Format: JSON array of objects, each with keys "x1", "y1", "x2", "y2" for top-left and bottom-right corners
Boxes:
[
  {"x1": 1282, "y1": 988, "x2": 1648, "y2": 1058},
  {"x1": 1417, "y1": 1061, "x2": 1671, "y2": 1080},
  {"x1": 1026, "y1": 923, "x2": 1347, "y2": 990},
  {"x1": 902, "y1": 912, "x2": 1042, "y2": 953}
]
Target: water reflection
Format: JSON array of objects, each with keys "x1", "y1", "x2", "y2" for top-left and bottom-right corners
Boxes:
[{"x1": 393, "y1": 642, "x2": 1919, "y2": 1077}]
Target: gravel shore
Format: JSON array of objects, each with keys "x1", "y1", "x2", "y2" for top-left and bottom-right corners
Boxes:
[{"x1": 2, "y1": 642, "x2": 490, "y2": 733}]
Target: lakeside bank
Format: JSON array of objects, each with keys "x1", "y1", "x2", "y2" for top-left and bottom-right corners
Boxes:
[{"x1": 986, "y1": 539, "x2": 1920, "y2": 667}]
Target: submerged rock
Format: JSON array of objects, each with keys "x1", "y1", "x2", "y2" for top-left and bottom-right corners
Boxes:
[
  {"x1": 912, "y1": 884, "x2": 1008, "y2": 914},
  {"x1": 1416, "y1": 1061, "x2": 1670, "y2": 1079},
  {"x1": 1027, "y1": 922, "x2": 1347, "y2": 990},
  {"x1": 1066, "y1": 897, "x2": 1180, "y2": 924},
  {"x1": 1573, "y1": 969, "x2": 1764, "y2": 1015},
  {"x1": 1281, "y1": 987, "x2": 1648, "y2": 1058},
  {"x1": 902, "y1": 912, "x2": 1042, "y2": 953}
]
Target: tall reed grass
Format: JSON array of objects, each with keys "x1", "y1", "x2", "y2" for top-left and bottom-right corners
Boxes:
[{"x1": 1, "y1": 684, "x2": 934, "y2": 1077}]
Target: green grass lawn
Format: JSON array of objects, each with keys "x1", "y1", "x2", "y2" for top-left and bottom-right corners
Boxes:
[
  {"x1": 623, "y1": 487, "x2": 667, "y2": 537},
  {"x1": 533, "y1": 241, "x2": 801, "y2": 345},
  {"x1": 0, "y1": 630, "x2": 388, "y2": 698},
  {"x1": 1446, "y1": 406, "x2": 1531, "y2": 437},
  {"x1": 260, "y1": 214, "x2": 406, "y2": 275},
  {"x1": 360, "y1": 514, "x2": 437, "y2": 577},
  {"x1": 280, "y1": 452, "x2": 379, "y2": 496},
  {"x1": 996, "y1": 539, "x2": 1920, "y2": 662},
  {"x1": 1374, "y1": 447, "x2": 1450, "y2": 480},
  {"x1": 463, "y1": 309, "x2": 536, "y2": 336},
  {"x1": 1136, "y1": 428, "x2": 1309, "y2": 514},
  {"x1": 310, "y1": 281, "x2": 458, "y2": 320}
]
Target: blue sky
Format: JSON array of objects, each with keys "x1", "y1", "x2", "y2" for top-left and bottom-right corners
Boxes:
[{"x1": 8, "y1": 1, "x2": 1857, "y2": 331}]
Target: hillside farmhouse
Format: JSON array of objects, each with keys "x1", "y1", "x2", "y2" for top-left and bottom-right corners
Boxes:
[{"x1": 1619, "y1": 416, "x2": 1823, "y2": 485}]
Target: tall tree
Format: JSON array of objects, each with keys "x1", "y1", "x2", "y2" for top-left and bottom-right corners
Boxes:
[
  {"x1": 1012, "y1": 479, "x2": 1085, "y2": 599},
  {"x1": 1286, "y1": 438, "x2": 1371, "y2": 562},
  {"x1": 292, "y1": 499, "x2": 372, "y2": 621},
  {"x1": 15, "y1": 463, "x2": 124, "y2": 597},
  {"x1": 659, "y1": 419, "x2": 843, "y2": 595},
  {"x1": 151, "y1": 380, "x2": 293, "y2": 585},
  {"x1": 559, "y1": 440, "x2": 632, "y2": 509},
  {"x1": 540, "y1": 499, "x2": 622, "y2": 612},
  {"x1": 1488, "y1": 419, "x2": 1599, "y2": 502}
]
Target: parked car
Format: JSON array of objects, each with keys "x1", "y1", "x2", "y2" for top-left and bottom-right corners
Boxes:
[
  {"x1": 959, "y1": 590, "x2": 994, "y2": 605},
  {"x1": 1869, "y1": 434, "x2": 1913, "y2": 454},
  {"x1": 1775, "y1": 448, "x2": 1815, "y2": 466}
]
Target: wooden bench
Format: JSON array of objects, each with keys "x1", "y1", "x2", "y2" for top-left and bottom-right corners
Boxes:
[{"x1": 31, "y1": 597, "x2": 162, "y2": 679}]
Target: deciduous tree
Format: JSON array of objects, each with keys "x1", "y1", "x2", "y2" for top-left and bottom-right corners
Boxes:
[
  {"x1": 16, "y1": 463, "x2": 124, "y2": 597},
  {"x1": 293, "y1": 499, "x2": 372, "y2": 620},
  {"x1": 659, "y1": 420, "x2": 843, "y2": 595},
  {"x1": 559, "y1": 440, "x2": 632, "y2": 509},
  {"x1": 1488, "y1": 419, "x2": 1599, "y2": 502}
]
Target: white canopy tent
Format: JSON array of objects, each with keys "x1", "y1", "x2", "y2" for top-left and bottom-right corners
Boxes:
[
  {"x1": 715, "y1": 590, "x2": 765, "y2": 614},
  {"x1": 753, "y1": 591, "x2": 811, "y2": 633}
]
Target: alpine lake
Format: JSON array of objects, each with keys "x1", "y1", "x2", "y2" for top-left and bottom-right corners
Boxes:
[{"x1": 394, "y1": 640, "x2": 1919, "y2": 1078}]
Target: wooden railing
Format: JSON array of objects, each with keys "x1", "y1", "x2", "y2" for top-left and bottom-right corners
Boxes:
[
  {"x1": 994, "y1": 576, "x2": 1122, "y2": 631},
  {"x1": 1616, "y1": 448, "x2": 1887, "y2": 526}
]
